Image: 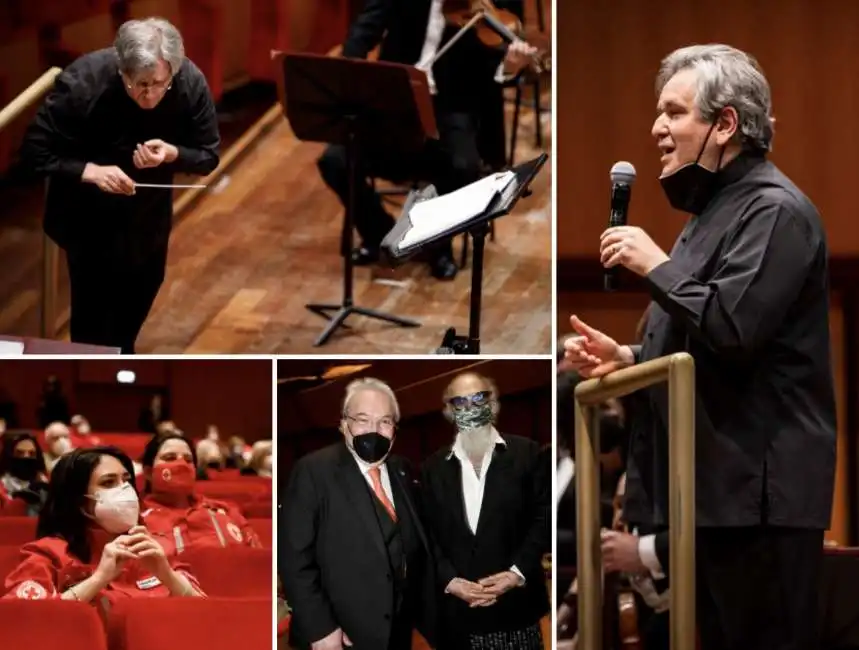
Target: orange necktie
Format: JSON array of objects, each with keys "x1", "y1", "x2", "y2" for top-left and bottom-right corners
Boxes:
[{"x1": 368, "y1": 466, "x2": 397, "y2": 522}]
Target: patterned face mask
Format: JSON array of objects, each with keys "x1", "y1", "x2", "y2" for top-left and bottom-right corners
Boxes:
[{"x1": 452, "y1": 403, "x2": 494, "y2": 431}]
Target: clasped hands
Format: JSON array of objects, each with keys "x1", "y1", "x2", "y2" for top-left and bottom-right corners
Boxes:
[
  {"x1": 82, "y1": 139, "x2": 177, "y2": 195},
  {"x1": 447, "y1": 570, "x2": 522, "y2": 607},
  {"x1": 96, "y1": 525, "x2": 170, "y2": 583}
]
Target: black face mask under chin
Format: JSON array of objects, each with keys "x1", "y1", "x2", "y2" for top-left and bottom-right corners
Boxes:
[
  {"x1": 351, "y1": 432, "x2": 392, "y2": 464},
  {"x1": 659, "y1": 119, "x2": 725, "y2": 215}
]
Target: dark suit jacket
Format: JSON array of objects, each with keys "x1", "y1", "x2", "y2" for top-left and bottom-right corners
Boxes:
[
  {"x1": 420, "y1": 434, "x2": 551, "y2": 641},
  {"x1": 21, "y1": 48, "x2": 220, "y2": 263},
  {"x1": 341, "y1": 0, "x2": 504, "y2": 113},
  {"x1": 279, "y1": 443, "x2": 438, "y2": 650}
]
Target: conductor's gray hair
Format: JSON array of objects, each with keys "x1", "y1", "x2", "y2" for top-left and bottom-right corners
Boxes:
[
  {"x1": 114, "y1": 17, "x2": 185, "y2": 77},
  {"x1": 656, "y1": 44, "x2": 775, "y2": 152},
  {"x1": 341, "y1": 378, "x2": 401, "y2": 422}
]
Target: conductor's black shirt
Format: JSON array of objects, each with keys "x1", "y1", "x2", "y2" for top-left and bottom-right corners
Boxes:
[
  {"x1": 625, "y1": 151, "x2": 837, "y2": 529},
  {"x1": 21, "y1": 48, "x2": 220, "y2": 262}
]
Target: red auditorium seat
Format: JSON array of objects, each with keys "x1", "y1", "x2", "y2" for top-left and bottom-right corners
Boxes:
[
  {"x1": 120, "y1": 598, "x2": 271, "y2": 650},
  {"x1": 0, "y1": 600, "x2": 106, "y2": 650},
  {"x1": 0, "y1": 517, "x2": 37, "y2": 545},
  {"x1": 0, "y1": 499, "x2": 31, "y2": 517},
  {"x1": 0, "y1": 545, "x2": 23, "y2": 583},
  {"x1": 182, "y1": 546, "x2": 272, "y2": 598},
  {"x1": 95, "y1": 433, "x2": 150, "y2": 461},
  {"x1": 196, "y1": 480, "x2": 271, "y2": 512},
  {"x1": 242, "y1": 498, "x2": 273, "y2": 519},
  {"x1": 249, "y1": 519, "x2": 272, "y2": 546}
]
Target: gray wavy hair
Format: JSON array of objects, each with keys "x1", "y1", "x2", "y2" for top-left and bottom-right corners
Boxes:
[
  {"x1": 114, "y1": 17, "x2": 185, "y2": 77},
  {"x1": 656, "y1": 44, "x2": 775, "y2": 152}
]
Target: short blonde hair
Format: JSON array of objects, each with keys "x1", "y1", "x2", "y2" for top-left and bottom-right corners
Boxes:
[{"x1": 342, "y1": 378, "x2": 400, "y2": 422}]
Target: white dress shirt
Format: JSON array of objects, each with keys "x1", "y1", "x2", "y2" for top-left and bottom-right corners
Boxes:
[
  {"x1": 556, "y1": 455, "x2": 574, "y2": 508},
  {"x1": 447, "y1": 427, "x2": 525, "y2": 584},
  {"x1": 415, "y1": 0, "x2": 512, "y2": 95}
]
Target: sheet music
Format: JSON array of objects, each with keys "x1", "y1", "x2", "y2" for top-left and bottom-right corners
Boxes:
[
  {"x1": 400, "y1": 171, "x2": 515, "y2": 248},
  {"x1": 0, "y1": 341, "x2": 25, "y2": 355}
]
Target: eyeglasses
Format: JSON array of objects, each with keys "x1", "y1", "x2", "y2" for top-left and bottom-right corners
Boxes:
[
  {"x1": 124, "y1": 74, "x2": 173, "y2": 96},
  {"x1": 447, "y1": 391, "x2": 491, "y2": 411},
  {"x1": 345, "y1": 415, "x2": 396, "y2": 433}
]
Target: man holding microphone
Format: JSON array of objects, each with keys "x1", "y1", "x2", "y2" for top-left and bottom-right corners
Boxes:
[
  {"x1": 22, "y1": 17, "x2": 219, "y2": 353},
  {"x1": 565, "y1": 44, "x2": 836, "y2": 650}
]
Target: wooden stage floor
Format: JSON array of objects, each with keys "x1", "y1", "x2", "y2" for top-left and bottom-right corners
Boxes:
[{"x1": 136, "y1": 85, "x2": 553, "y2": 355}]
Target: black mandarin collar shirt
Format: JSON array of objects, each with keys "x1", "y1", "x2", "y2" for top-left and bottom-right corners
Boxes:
[{"x1": 624, "y1": 151, "x2": 837, "y2": 531}]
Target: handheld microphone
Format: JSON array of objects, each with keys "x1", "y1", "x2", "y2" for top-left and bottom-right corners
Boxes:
[{"x1": 604, "y1": 161, "x2": 637, "y2": 292}]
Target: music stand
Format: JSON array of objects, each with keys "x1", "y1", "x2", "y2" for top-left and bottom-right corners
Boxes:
[
  {"x1": 381, "y1": 154, "x2": 548, "y2": 354},
  {"x1": 274, "y1": 52, "x2": 438, "y2": 347}
]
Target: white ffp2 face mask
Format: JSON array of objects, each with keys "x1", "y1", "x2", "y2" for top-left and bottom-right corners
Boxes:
[{"x1": 90, "y1": 483, "x2": 140, "y2": 534}]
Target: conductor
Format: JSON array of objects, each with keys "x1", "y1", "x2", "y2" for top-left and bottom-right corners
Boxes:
[
  {"x1": 565, "y1": 44, "x2": 836, "y2": 650},
  {"x1": 21, "y1": 17, "x2": 220, "y2": 353}
]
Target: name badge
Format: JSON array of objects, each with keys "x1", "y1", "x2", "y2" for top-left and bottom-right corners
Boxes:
[{"x1": 137, "y1": 576, "x2": 162, "y2": 590}]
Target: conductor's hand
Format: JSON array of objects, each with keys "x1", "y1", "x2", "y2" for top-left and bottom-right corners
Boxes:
[
  {"x1": 601, "y1": 529, "x2": 646, "y2": 574},
  {"x1": 600, "y1": 226, "x2": 670, "y2": 277},
  {"x1": 82, "y1": 163, "x2": 135, "y2": 195},
  {"x1": 311, "y1": 628, "x2": 352, "y2": 649},
  {"x1": 133, "y1": 139, "x2": 178, "y2": 169},
  {"x1": 563, "y1": 315, "x2": 633, "y2": 378}
]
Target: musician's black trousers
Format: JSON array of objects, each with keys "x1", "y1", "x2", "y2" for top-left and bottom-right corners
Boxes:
[
  {"x1": 317, "y1": 109, "x2": 484, "y2": 260},
  {"x1": 695, "y1": 526, "x2": 823, "y2": 650},
  {"x1": 67, "y1": 245, "x2": 167, "y2": 354}
]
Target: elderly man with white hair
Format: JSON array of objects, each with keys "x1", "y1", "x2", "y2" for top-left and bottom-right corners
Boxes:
[
  {"x1": 565, "y1": 44, "x2": 835, "y2": 650},
  {"x1": 420, "y1": 372, "x2": 551, "y2": 650},
  {"x1": 42, "y1": 421, "x2": 74, "y2": 473},
  {"x1": 280, "y1": 377, "x2": 437, "y2": 650},
  {"x1": 21, "y1": 17, "x2": 220, "y2": 354}
]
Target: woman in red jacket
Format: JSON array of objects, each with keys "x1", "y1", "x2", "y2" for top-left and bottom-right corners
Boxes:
[
  {"x1": 3, "y1": 446, "x2": 204, "y2": 606},
  {"x1": 139, "y1": 433, "x2": 261, "y2": 555}
]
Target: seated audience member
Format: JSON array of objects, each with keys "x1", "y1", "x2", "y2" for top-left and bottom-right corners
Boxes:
[
  {"x1": 42, "y1": 422, "x2": 74, "y2": 472},
  {"x1": 195, "y1": 438, "x2": 225, "y2": 479},
  {"x1": 3, "y1": 447, "x2": 204, "y2": 605},
  {"x1": 0, "y1": 433, "x2": 50, "y2": 516},
  {"x1": 70, "y1": 414, "x2": 102, "y2": 447},
  {"x1": 139, "y1": 433, "x2": 261, "y2": 554},
  {"x1": 226, "y1": 435, "x2": 250, "y2": 470},
  {"x1": 241, "y1": 440, "x2": 272, "y2": 477}
]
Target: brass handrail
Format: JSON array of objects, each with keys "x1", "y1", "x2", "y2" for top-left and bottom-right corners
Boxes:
[
  {"x1": 0, "y1": 67, "x2": 61, "y2": 132},
  {"x1": 573, "y1": 352, "x2": 696, "y2": 650},
  {"x1": 0, "y1": 67, "x2": 64, "y2": 339}
]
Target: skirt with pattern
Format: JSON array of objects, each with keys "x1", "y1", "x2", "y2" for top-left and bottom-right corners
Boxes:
[{"x1": 468, "y1": 622, "x2": 543, "y2": 650}]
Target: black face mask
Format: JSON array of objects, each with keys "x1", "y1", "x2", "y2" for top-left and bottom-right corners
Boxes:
[
  {"x1": 659, "y1": 118, "x2": 725, "y2": 215},
  {"x1": 351, "y1": 432, "x2": 392, "y2": 464},
  {"x1": 9, "y1": 457, "x2": 39, "y2": 481}
]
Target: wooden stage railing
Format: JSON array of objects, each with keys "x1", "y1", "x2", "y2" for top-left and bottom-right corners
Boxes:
[
  {"x1": 574, "y1": 353, "x2": 696, "y2": 650},
  {"x1": 0, "y1": 67, "x2": 62, "y2": 339}
]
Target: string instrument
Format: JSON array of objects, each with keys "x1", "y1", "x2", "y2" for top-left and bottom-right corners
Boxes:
[
  {"x1": 428, "y1": 0, "x2": 550, "y2": 73},
  {"x1": 612, "y1": 473, "x2": 644, "y2": 650}
]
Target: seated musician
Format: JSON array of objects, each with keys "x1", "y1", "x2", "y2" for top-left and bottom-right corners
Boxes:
[
  {"x1": 138, "y1": 433, "x2": 261, "y2": 554},
  {"x1": 3, "y1": 447, "x2": 204, "y2": 606},
  {"x1": 317, "y1": 0, "x2": 538, "y2": 280},
  {"x1": 602, "y1": 473, "x2": 669, "y2": 650}
]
